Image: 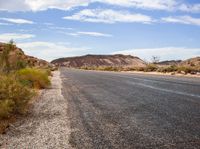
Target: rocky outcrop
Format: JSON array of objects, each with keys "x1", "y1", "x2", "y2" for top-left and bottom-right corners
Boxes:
[
  {"x1": 0, "y1": 42, "x2": 51, "y2": 68},
  {"x1": 51, "y1": 54, "x2": 146, "y2": 68}
]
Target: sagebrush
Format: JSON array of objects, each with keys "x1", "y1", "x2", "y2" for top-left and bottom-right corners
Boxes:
[
  {"x1": 0, "y1": 74, "x2": 34, "y2": 119},
  {"x1": 17, "y1": 68, "x2": 51, "y2": 89}
]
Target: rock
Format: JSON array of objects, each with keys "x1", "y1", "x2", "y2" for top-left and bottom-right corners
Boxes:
[{"x1": 0, "y1": 42, "x2": 51, "y2": 69}]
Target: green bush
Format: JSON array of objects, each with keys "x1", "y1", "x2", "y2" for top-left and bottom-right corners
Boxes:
[
  {"x1": 0, "y1": 74, "x2": 34, "y2": 119},
  {"x1": 17, "y1": 68, "x2": 51, "y2": 89}
]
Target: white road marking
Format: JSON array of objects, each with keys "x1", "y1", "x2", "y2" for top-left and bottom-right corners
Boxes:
[{"x1": 128, "y1": 81, "x2": 200, "y2": 98}]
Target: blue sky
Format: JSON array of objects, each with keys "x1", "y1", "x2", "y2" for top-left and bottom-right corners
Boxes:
[{"x1": 0, "y1": 0, "x2": 200, "y2": 62}]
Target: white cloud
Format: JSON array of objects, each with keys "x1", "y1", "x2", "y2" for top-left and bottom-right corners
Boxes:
[
  {"x1": 17, "y1": 41, "x2": 88, "y2": 61},
  {"x1": 0, "y1": 22, "x2": 11, "y2": 25},
  {"x1": 113, "y1": 47, "x2": 200, "y2": 61},
  {"x1": 0, "y1": 0, "x2": 91, "y2": 11},
  {"x1": 99, "y1": 0, "x2": 177, "y2": 11},
  {"x1": 179, "y1": 4, "x2": 200, "y2": 13},
  {"x1": 48, "y1": 26, "x2": 73, "y2": 30},
  {"x1": 1, "y1": 0, "x2": 199, "y2": 13},
  {"x1": 0, "y1": 33, "x2": 35, "y2": 42},
  {"x1": 78, "y1": 31, "x2": 112, "y2": 37},
  {"x1": 68, "y1": 31, "x2": 112, "y2": 37},
  {"x1": 63, "y1": 9, "x2": 154, "y2": 24},
  {"x1": 162, "y1": 15, "x2": 200, "y2": 26},
  {"x1": 0, "y1": 18, "x2": 34, "y2": 24}
]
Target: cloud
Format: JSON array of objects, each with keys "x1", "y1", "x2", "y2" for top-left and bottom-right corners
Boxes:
[
  {"x1": 0, "y1": 22, "x2": 11, "y2": 25},
  {"x1": 0, "y1": 0, "x2": 199, "y2": 13},
  {"x1": 113, "y1": 47, "x2": 200, "y2": 61},
  {"x1": 48, "y1": 26, "x2": 73, "y2": 30},
  {"x1": 0, "y1": 33, "x2": 35, "y2": 42},
  {"x1": 0, "y1": 0, "x2": 91, "y2": 11},
  {"x1": 179, "y1": 4, "x2": 200, "y2": 13},
  {"x1": 0, "y1": 18, "x2": 34, "y2": 24},
  {"x1": 162, "y1": 16, "x2": 200, "y2": 26},
  {"x1": 17, "y1": 41, "x2": 88, "y2": 61},
  {"x1": 63, "y1": 9, "x2": 154, "y2": 24},
  {"x1": 99, "y1": 0, "x2": 177, "y2": 11},
  {"x1": 77, "y1": 31, "x2": 112, "y2": 37},
  {"x1": 68, "y1": 31, "x2": 112, "y2": 37}
]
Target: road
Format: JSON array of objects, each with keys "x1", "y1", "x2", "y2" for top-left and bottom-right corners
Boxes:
[{"x1": 61, "y1": 68, "x2": 200, "y2": 149}]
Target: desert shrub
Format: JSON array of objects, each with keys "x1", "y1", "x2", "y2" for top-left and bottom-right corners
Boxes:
[
  {"x1": 177, "y1": 66, "x2": 198, "y2": 74},
  {"x1": 17, "y1": 68, "x2": 51, "y2": 89},
  {"x1": 158, "y1": 65, "x2": 178, "y2": 73},
  {"x1": 0, "y1": 100, "x2": 14, "y2": 119},
  {"x1": 100, "y1": 66, "x2": 116, "y2": 71},
  {"x1": 99, "y1": 66, "x2": 122, "y2": 71},
  {"x1": 39, "y1": 68, "x2": 52, "y2": 76},
  {"x1": 15, "y1": 60, "x2": 27, "y2": 70},
  {"x1": 134, "y1": 67, "x2": 145, "y2": 71},
  {"x1": 143, "y1": 64, "x2": 158, "y2": 72},
  {"x1": 0, "y1": 74, "x2": 34, "y2": 119}
]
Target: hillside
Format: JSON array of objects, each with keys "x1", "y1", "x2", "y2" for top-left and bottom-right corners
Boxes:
[
  {"x1": 0, "y1": 42, "x2": 51, "y2": 69},
  {"x1": 51, "y1": 54, "x2": 146, "y2": 68},
  {"x1": 180, "y1": 57, "x2": 200, "y2": 67},
  {"x1": 158, "y1": 57, "x2": 200, "y2": 67},
  {"x1": 158, "y1": 60, "x2": 182, "y2": 66}
]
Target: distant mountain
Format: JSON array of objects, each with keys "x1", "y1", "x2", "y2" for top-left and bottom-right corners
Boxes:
[
  {"x1": 158, "y1": 60, "x2": 182, "y2": 66},
  {"x1": 0, "y1": 42, "x2": 51, "y2": 69},
  {"x1": 157, "y1": 57, "x2": 200, "y2": 67},
  {"x1": 51, "y1": 54, "x2": 146, "y2": 68}
]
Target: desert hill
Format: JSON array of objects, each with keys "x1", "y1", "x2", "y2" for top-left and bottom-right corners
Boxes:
[
  {"x1": 0, "y1": 42, "x2": 51, "y2": 69},
  {"x1": 158, "y1": 60, "x2": 182, "y2": 66},
  {"x1": 51, "y1": 54, "x2": 146, "y2": 68},
  {"x1": 158, "y1": 57, "x2": 200, "y2": 67},
  {"x1": 180, "y1": 57, "x2": 200, "y2": 67}
]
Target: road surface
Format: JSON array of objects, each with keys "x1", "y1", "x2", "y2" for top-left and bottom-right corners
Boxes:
[{"x1": 61, "y1": 68, "x2": 200, "y2": 149}]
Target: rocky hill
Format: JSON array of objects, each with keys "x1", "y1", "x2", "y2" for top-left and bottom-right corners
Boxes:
[
  {"x1": 51, "y1": 54, "x2": 146, "y2": 68},
  {"x1": 180, "y1": 57, "x2": 200, "y2": 67},
  {"x1": 0, "y1": 42, "x2": 51, "y2": 69}
]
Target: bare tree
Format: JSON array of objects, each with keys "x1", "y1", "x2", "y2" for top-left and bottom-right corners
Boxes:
[{"x1": 151, "y1": 56, "x2": 160, "y2": 64}]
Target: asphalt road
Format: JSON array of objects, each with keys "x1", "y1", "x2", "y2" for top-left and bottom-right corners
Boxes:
[{"x1": 61, "y1": 68, "x2": 200, "y2": 149}]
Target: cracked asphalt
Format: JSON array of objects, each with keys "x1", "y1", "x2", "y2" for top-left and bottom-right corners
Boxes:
[{"x1": 61, "y1": 68, "x2": 200, "y2": 149}]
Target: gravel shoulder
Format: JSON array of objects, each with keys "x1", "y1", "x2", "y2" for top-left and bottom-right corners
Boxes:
[{"x1": 0, "y1": 71, "x2": 72, "y2": 149}]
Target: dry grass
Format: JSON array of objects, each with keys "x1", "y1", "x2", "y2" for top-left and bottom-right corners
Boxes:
[
  {"x1": 17, "y1": 68, "x2": 51, "y2": 89},
  {"x1": 0, "y1": 74, "x2": 34, "y2": 119},
  {"x1": 0, "y1": 68, "x2": 51, "y2": 133}
]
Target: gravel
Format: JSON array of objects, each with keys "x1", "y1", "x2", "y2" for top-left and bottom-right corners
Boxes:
[{"x1": 0, "y1": 71, "x2": 72, "y2": 149}]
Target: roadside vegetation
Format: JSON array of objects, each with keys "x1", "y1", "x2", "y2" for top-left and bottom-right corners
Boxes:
[
  {"x1": 80, "y1": 61, "x2": 200, "y2": 75},
  {"x1": 0, "y1": 41, "x2": 51, "y2": 133}
]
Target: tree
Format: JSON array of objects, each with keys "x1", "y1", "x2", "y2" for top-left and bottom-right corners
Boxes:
[
  {"x1": 151, "y1": 56, "x2": 160, "y2": 64},
  {"x1": 0, "y1": 40, "x2": 15, "y2": 73}
]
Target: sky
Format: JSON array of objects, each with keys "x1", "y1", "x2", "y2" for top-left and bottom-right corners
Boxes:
[{"x1": 0, "y1": 0, "x2": 200, "y2": 62}]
